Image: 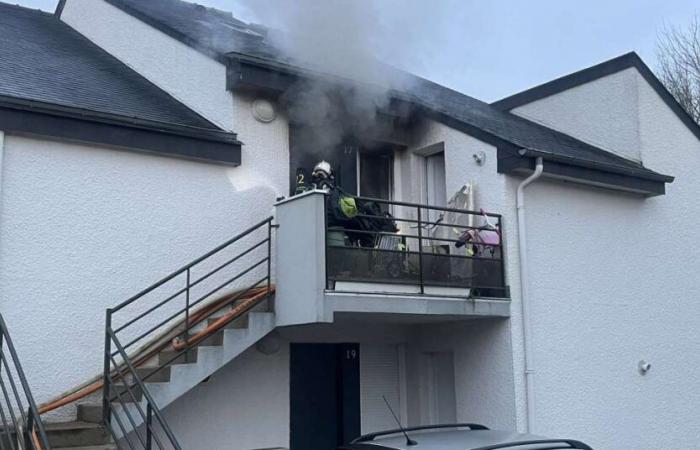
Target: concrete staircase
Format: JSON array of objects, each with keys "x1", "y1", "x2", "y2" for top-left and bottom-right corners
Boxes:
[
  {"x1": 44, "y1": 300, "x2": 276, "y2": 447},
  {"x1": 44, "y1": 420, "x2": 115, "y2": 449},
  {"x1": 113, "y1": 310, "x2": 276, "y2": 427}
]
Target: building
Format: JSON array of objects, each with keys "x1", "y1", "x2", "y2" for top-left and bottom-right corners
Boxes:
[{"x1": 0, "y1": 0, "x2": 697, "y2": 449}]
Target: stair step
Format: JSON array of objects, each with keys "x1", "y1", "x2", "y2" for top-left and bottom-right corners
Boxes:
[
  {"x1": 60, "y1": 446, "x2": 117, "y2": 450},
  {"x1": 77, "y1": 404, "x2": 103, "y2": 424},
  {"x1": 135, "y1": 365, "x2": 171, "y2": 383},
  {"x1": 101, "y1": 311, "x2": 276, "y2": 433},
  {"x1": 188, "y1": 329, "x2": 224, "y2": 346},
  {"x1": 158, "y1": 347, "x2": 197, "y2": 366},
  {"x1": 110, "y1": 384, "x2": 143, "y2": 402},
  {"x1": 208, "y1": 297, "x2": 270, "y2": 318},
  {"x1": 45, "y1": 421, "x2": 110, "y2": 448},
  {"x1": 208, "y1": 314, "x2": 249, "y2": 329}
]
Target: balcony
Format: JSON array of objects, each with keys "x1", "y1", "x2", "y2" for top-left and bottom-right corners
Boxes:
[{"x1": 274, "y1": 191, "x2": 510, "y2": 326}]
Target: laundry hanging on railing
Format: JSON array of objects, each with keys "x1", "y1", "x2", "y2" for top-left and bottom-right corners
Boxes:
[
  {"x1": 456, "y1": 209, "x2": 501, "y2": 258},
  {"x1": 430, "y1": 183, "x2": 474, "y2": 245}
]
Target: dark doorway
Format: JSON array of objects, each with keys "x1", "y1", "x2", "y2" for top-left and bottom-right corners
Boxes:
[
  {"x1": 290, "y1": 343, "x2": 361, "y2": 450},
  {"x1": 289, "y1": 126, "x2": 358, "y2": 195},
  {"x1": 359, "y1": 151, "x2": 393, "y2": 200}
]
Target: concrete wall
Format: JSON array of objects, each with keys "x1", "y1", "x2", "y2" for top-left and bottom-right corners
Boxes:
[
  {"x1": 274, "y1": 192, "x2": 327, "y2": 326},
  {"x1": 0, "y1": 123, "x2": 286, "y2": 420},
  {"x1": 510, "y1": 68, "x2": 642, "y2": 162},
  {"x1": 2, "y1": 0, "x2": 289, "y2": 419},
  {"x1": 60, "y1": 0, "x2": 234, "y2": 130},
  {"x1": 400, "y1": 119, "x2": 525, "y2": 429},
  {"x1": 409, "y1": 319, "x2": 516, "y2": 430},
  {"x1": 158, "y1": 321, "x2": 414, "y2": 449},
  {"x1": 14, "y1": 3, "x2": 699, "y2": 446},
  {"x1": 519, "y1": 69, "x2": 700, "y2": 449},
  {"x1": 163, "y1": 345, "x2": 290, "y2": 450},
  {"x1": 59, "y1": 0, "x2": 293, "y2": 179}
]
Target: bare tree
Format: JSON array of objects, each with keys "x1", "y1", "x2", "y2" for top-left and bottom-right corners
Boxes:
[{"x1": 657, "y1": 15, "x2": 700, "y2": 123}]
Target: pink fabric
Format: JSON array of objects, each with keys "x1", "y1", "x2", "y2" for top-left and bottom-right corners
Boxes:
[{"x1": 480, "y1": 230, "x2": 500, "y2": 245}]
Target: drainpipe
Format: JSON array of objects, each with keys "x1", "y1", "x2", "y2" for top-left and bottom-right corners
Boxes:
[
  {"x1": 516, "y1": 156, "x2": 544, "y2": 433},
  {"x1": 0, "y1": 131, "x2": 4, "y2": 199}
]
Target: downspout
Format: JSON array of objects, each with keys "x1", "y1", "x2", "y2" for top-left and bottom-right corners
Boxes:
[
  {"x1": 516, "y1": 156, "x2": 544, "y2": 433},
  {"x1": 0, "y1": 131, "x2": 4, "y2": 206}
]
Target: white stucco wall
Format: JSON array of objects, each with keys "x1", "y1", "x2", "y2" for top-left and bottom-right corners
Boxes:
[
  {"x1": 510, "y1": 68, "x2": 642, "y2": 162},
  {"x1": 163, "y1": 345, "x2": 290, "y2": 450},
  {"x1": 411, "y1": 319, "x2": 516, "y2": 430},
  {"x1": 520, "y1": 70, "x2": 700, "y2": 449},
  {"x1": 399, "y1": 119, "x2": 524, "y2": 429},
  {"x1": 10, "y1": 4, "x2": 697, "y2": 444},
  {"x1": 0, "y1": 85, "x2": 288, "y2": 415},
  {"x1": 60, "y1": 0, "x2": 234, "y2": 130},
  {"x1": 160, "y1": 321, "x2": 413, "y2": 449}
]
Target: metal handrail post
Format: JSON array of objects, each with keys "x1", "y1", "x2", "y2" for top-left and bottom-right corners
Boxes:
[
  {"x1": 185, "y1": 268, "x2": 191, "y2": 359},
  {"x1": 416, "y1": 205, "x2": 425, "y2": 294},
  {"x1": 267, "y1": 219, "x2": 272, "y2": 295},
  {"x1": 498, "y1": 216, "x2": 507, "y2": 293},
  {"x1": 102, "y1": 309, "x2": 112, "y2": 428},
  {"x1": 146, "y1": 404, "x2": 153, "y2": 450}
]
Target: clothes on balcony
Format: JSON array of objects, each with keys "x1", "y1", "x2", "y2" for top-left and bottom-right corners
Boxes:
[
  {"x1": 456, "y1": 228, "x2": 501, "y2": 258},
  {"x1": 431, "y1": 184, "x2": 473, "y2": 245}
]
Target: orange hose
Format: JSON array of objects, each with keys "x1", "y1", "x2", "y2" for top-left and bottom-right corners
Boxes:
[
  {"x1": 172, "y1": 286, "x2": 274, "y2": 351},
  {"x1": 32, "y1": 426, "x2": 41, "y2": 450},
  {"x1": 38, "y1": 285, "x2": 274, "y2": 415},
  {"x1": 38, "y1": 381, "x2": 102, "y2": 415},
  {"x1": 184, "y1": 286, "x2": 271, "y2": 328}
]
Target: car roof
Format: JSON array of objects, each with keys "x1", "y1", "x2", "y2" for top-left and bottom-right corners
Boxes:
[{"x1": 360, "y1": 429, "x2": 572, "y2": 450}]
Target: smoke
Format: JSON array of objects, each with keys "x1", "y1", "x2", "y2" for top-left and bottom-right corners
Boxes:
[
  {"x1": 237, "y1": 0, "x2": 399, "y2": 87},
  {"x1": 231, "y1": 0, "x2": 468, "y2": 151}
]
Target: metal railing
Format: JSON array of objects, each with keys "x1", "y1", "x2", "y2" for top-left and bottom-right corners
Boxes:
[
  {"x1": 325, "y1": 196, "x2": 508, "y2": 298},
  {"x1": 102, "y1": 217, "x2": 275, "y2": 449},
  {"x1": 0, "y1": 314, "x2": 51, "y2": 450}
]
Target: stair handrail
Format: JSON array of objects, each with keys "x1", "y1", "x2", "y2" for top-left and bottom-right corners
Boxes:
[
  {"x1": 0, "y1": 313, "x2": 51, "y2": 450},
  {"x1": 111, "y1": 216, "x2": 274, "y2": 313},
  {"x1": 106, "y1": 327, "x2": 181, "y2": 450},
  {"x1": 102, "y1": 216, "x2": 275, "y2": 449}
]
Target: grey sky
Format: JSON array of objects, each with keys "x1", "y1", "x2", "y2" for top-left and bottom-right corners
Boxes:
[{"x1": 15, "y1": 0, "x2": 699, "y2": 101}]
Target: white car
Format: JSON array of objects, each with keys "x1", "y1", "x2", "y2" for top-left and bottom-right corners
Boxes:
[{"x1": 337, "y1": 424, "x2": 593, "y2": 450}]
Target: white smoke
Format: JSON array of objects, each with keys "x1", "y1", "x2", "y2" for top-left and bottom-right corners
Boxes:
[
  {"x1": 236, "y1": 0, "x2": 401, "y2": 87},
  {"x1": 228, "y1": 0, "x2": 468, "y2": 149}
]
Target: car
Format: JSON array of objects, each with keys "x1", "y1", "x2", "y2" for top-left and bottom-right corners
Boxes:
[{"x1": 337, "y1": 423, "x2": 593, "y2": 450}]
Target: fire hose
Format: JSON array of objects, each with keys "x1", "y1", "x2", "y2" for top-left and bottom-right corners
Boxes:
[{"x1": 38, "y1": 285, "x2": 275, "y2": 416}]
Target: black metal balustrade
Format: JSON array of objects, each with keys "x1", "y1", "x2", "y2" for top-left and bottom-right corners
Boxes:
[
  {"x1": 102, "y1": 217, "x2": 274, "y2": 450},
  {"x1": 0, "y1": 314, "x2": 51, "y2": 450},
  {"x1": 325, "y1": 196, "x2": 508, "y2": 298}
]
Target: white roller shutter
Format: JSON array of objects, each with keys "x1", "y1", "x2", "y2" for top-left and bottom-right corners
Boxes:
[{"x1": 360, "y1": 344, "x2": 402, "y2": 434}]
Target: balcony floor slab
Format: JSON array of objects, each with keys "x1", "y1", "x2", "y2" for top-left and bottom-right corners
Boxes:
[{"x1": 324, "y1": 290, "x2": 510, "y2": 324}]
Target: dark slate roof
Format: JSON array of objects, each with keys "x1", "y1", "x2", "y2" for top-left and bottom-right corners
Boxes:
[
  {"x1": 98, "y1": 0, "x2": 672, "y2": 184},
  {"x1": 492, "y1": 52, "x2": 700, "y2": 142},
  {"x1": 0, "y1": 2, "x2": 219, "y2": 131},
  {"x1": 98, "y1": 0, "x2": 280, "y2": 62},
  {"x1": 403, "y1": 77, "x2": 672, "y2": 182}
]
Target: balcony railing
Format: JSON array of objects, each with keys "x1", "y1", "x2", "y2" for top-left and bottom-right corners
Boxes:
[{"x1": 324, "y1": 195, "x2": 508, "y2": 298}]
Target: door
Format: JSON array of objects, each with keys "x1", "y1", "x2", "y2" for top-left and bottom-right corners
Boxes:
[
  {"x1": 290, "y1": 343, "x2": 361, "y2": 450},
  {"x1": 360, "y1": 344, "x2": 403, "y2": 434},
  {"x1": 425, "y1": 152, "x2": 447, "y2": 211},
  {"x1": 359, "y1": 152, "x2": 393, "y2": 200},
  {"x1": 420, "y1": 351, "x2": 457, "y2": 425}
]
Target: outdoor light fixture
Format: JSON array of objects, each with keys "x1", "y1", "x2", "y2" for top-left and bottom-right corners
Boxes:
[
  {"x1": 252, "y1": 98, "x2": 277, "y2": 123},
  {"x1": 638, "y1": 360, "x2": 651, "y2": 375}
]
